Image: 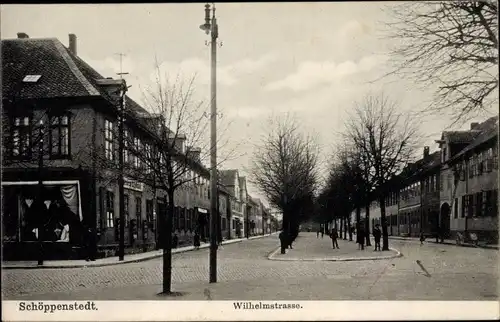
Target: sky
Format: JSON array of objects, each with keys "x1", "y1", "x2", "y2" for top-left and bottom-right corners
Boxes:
[{"x1": 2, "y1": 3, "x2": 497, "y2": 208}]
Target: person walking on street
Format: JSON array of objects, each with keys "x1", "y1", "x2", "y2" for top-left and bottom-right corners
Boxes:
[
  {"x1": 193, "y1": 231, "x2": 201, "y2": 250},
  {"x1": 321, "y1": 228, "x2": 324, "y2": 238},
  {"x1": 358, "y1": 225, "x2": 365, "y2": 250},
  {"x1": 373, "y1": 224, "x2": 381, "y2": 251},
  {"x1": 420, "y1": 231, "x2": 426, "y2": 245},
  {"x1": 85, "y1": 226, "x2": 96, "y2": 261},
  {"x1": 330, "y1": 228, "x2": 339, "y2": 249},
  {"x1": 279, "y1": 230, "x2": 287, "y2": 254}
]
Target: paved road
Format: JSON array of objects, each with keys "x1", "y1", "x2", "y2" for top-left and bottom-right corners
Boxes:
[{"x1": 3, "y1": 233, "x2": 498, "y2": 300}]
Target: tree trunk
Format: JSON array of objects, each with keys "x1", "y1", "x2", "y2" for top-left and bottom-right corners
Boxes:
[
  {"x1": 343, "y1": 217, "x2": 347, "y2": 239},
  {"x1": 347, "y1": 214, "x2": 353, "y2": 241},
  {"x1": 365, "y1": 204, "x2": 371, "y2": 246},
  {"x1": 379, "y1": 195, "x2": 389, "y2": 251},
  {"x1": 339, "y1": 217, "x2": 343, "y2": 237},
  {"x1": 162, "y1": 192, "x2": 174, "y2": 294}
]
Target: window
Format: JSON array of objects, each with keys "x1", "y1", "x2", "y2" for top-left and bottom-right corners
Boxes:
[
  {"x1": 454, "y1": 198, "x2": 458, "y2": 219},
  {"x1": 135, "y1": 197, "x2": 142, "y2": 220},
  {"x1": 440, "y1": 173, "x2": 444, "y2": 191},
  {"x1": 146, "y1": 199, "x2": 153, "y2": 222},
  {"x1": 133, "y1": 137, "x2": 142, "y2": 168},
  {"x1": 124, "y1": 129, "x2": 130, "y2": 164},
  {"x1": 49, "y1": 114, "x2": 70, "y2": 158},
  {"x1": 179, "y1": 209, "x2": 185, "y2": 230},
  {"x1": 186, "y1": 209, "x2": 192, "y2": 231},
  {"x1": 105, "y1": 119, "x2": 114, "y2": 160},
  {"x1": 22, "y1": 75, "x2": 41, "y2": 83},
  {"x1": 173, "y1": 208, "x2": 178, "y2": 230},
  {"x1": 124, "y1": 195, "x2": 129, "y2": 227},
  {"x1": 474, "y1": 192, "x2": 482, "y2": 217},
  {"x1": 462, "y1": 195, "x2": 472, "y2": 218},
  {"x1": 11, "y1": 116, "x2": 31, "y2": 158},
  {"x1": 477, "y1": 152, "x2": 484, "y2": 175},
  {"x1": 145, "y1": 143, "x2": 152, "y2": 173},
  {"x1": 106, "y1": 191, "x2": 115, "y2": 228}
]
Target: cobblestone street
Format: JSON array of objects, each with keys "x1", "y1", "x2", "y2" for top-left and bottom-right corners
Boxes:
[{"x1": 3, "y1": 233, "x2": 498, "y2": 300}]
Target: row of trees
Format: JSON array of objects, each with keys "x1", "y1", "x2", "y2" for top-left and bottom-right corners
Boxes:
[
  {"x1": 319, "y1": 94, "x2": 420, "y2": 250},
  {"x1": 316, "y1": 0, "x2": 498, "y2": 250}
]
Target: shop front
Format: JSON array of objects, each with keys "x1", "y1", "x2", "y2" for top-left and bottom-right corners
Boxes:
[{"x1": 2, "y1": 180, "x2": 85, "y2": 260}]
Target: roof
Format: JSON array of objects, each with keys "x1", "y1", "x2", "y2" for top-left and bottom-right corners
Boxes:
[
  {"x1": 441, "y1": 130, "x2": 482, "y2": 144},
  {"x1": 450, "y1": 116, "x2": 498, "y2": 162},
  {"x1": 2, "y1": 38, "x2": 101, "y2": 100},
  {"x1": 219, "y1": 169, "x2": 238, "y2": 186},
  {"x1": 2, "y1": 37, "x2": 147, "y2": 116}
]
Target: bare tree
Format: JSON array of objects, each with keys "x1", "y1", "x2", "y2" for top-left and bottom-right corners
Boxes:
[
  {"x1": 250, "y1": 114, "x2": 319, "y2": 242},
  {"x1": 116, "y1": 64, "x2": 239, "y2": 294},
  {"x1": 384, "y1": 1, "x2": 498, "y2": 123},
  {"x1": 344, "y1": 93, "x2": 420, "y2": 250}
]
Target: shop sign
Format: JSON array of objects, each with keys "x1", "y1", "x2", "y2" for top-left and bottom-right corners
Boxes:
[{"x1": 124, "y1": 177, "x2": 144, "y2": 192}]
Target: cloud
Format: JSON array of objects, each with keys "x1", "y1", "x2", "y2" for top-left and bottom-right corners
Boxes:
[
  {"x1": 265, "y1": 55, "x2": 387, "y2": 92},
  {"x1": 227, "y1": 105, "x2": 271, "y2": 119},
  {"x1": 149, "y1": 52, "x2": 278, "y2": 88},
  {"x1": 80, "y1": 54, "x2": 137, "y2": 78},
  {"x1": 337, "y1": 20, "x2": 371, "y2": 40},
  {"x1": 224, "y1": 52, "x2": 278, "y2": 75}
]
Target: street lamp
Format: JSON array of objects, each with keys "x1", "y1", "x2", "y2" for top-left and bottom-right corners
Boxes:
[
  {"x1": 200, "y1": 2, "x2": 219, "y2": 284},
  {"x1": 117, "y1": 81, "x2": 129, "y2": 261},
  {"x1": 37, "y1": 119, "x2": 44, "y2": 266}
]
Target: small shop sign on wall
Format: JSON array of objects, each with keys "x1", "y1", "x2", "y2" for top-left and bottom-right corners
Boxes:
[{"x1": 124, "y1": 177, "x2": 144, "y2": 192}]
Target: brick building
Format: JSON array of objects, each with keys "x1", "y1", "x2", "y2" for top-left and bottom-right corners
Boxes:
[{"x1": 1, "y1": 33, "x2": 212, "y2": 260}]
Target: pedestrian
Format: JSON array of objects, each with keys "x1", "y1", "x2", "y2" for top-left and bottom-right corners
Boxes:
[
  {"x1": 419, "y1": 231, "x2": 426, "y2": 245},
  {"x1": 193, "y1": 231, "x2": 201, "y2": 250},
  {"x1": 358, "y1": 225, "x2": 365, "y2": 250},
  {"x1": 279, "y1": 230, "x2": 287, "y2": 254},
  {"x1": 172, "y1": 233, "x2": 179, "y2": 249},
  {"x1": 321, "y1": 229, "x2": 324, "y2": 238},
  {"x1": 373, "y1": 224, "x2": 381, "y2": 251},
  {"x1": 330, "y1": 228, "x2": 339, "y2": 249},
  {"x1": 85, "y1": 226, "x2": 96, "y2": 261}
]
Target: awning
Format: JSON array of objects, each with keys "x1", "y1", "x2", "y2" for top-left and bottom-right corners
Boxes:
[
  {"x1": 197, "y1": 208, "x2": 208, "y2": 214},
  {"x1": 2, "y1": 180, "x2": 83, "y2": 221}
]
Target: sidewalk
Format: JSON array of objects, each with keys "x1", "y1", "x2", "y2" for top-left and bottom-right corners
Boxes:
[
  {"x1": 268, "y1": 232, "x2": 401, "y2": 261},
  {"x1": 2, "y1": 233, "x2": 279, "y2": 269},
  {"x1": 387, "y1": 235, "x2": 499, "y2": 250}
]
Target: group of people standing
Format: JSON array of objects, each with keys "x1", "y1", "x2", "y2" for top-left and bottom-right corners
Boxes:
[
  {"x1": 326, "y1": 223, "x2": 383, "y2": 251},
  {"x1": 355, "y1": 224, "x2": 382, "y2": 251}
]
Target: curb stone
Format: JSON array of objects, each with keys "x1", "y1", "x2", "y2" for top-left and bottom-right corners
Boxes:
[
  {"x1": 2, "y1": 233, "x2": 278, "y2": 270},
  {"x1": 267, "y1": 246, "x2": 403, "y2": 262}
]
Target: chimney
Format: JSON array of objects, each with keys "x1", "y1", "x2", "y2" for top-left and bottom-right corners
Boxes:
[
  {"x1": 423, "y1": 146, "x2": 430, "y2": 159},
  {"x1": 470, "y1": 122, "x2": 479, "y2": 130},
  {"x1": 187, "y1": 147, "x2": 202, "y2": 163},
  {"x1": 17, "y1": 32, "x2": 29, "y2": 39},
  {"x1": 69, "y1": 34, "x2": 77, "y2": 55}
]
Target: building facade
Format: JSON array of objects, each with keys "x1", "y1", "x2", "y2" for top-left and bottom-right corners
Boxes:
[
  {"x1": 1, "y1": 33, "x2": 213, "y2": 260},
  {"x1": 436, "y1": 118, "x2": 499, "y2": 242}
]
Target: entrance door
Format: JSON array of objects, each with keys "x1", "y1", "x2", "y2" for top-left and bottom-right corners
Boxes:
[{"x1": 440, "y1": 203, "x2": 451, "y2": 238}]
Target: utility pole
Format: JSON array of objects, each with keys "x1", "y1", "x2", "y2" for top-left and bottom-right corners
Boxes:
[
  {"x1": 116, "y1": 55, "x2": 129, "y2": 261},
  {"x1": 200, "y1": 2, "x2": 219, "y2": 284},
  {"x1": 37, "y1": 120, "x2": 44, "y2": 266}
]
